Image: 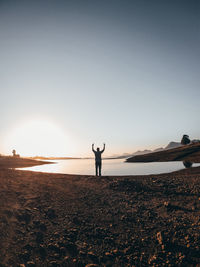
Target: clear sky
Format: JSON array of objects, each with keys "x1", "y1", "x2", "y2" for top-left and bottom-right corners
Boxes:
[{"x1": 0, "y1": 0, "x2": 199, "y2": 157}]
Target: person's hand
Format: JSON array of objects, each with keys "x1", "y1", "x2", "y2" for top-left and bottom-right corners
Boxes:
[
  {"x1": 103, "y1": 143, "x2": 105, "y2": 146},
  {"x1": 92, "y1": 143, "x2": 94, "y2": 146}
]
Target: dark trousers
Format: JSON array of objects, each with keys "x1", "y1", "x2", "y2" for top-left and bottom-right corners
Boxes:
[{"x1": 95, "y1": 161, "x2": 102, "y2": 176}]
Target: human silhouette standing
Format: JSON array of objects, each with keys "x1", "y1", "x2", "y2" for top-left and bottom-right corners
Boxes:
[{"x1": 92, "y1": 143, "x2": 105, "y2": 176}]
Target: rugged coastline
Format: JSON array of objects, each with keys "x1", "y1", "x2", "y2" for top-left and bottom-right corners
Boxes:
[{"x1": 126, "y1": 143, "x2": 200, "y2": 163}]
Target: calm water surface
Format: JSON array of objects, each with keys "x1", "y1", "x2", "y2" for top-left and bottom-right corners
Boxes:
[{"x1": 18, "y1": 159, "x2": 200, "y2": 175}]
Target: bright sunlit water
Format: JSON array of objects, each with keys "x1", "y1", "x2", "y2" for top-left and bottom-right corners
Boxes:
[{"x1": 17, "y1": 159, "x2": 200, "y2": 176}]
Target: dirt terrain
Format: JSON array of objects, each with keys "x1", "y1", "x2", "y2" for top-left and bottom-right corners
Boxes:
[
  {"x1": 0, "y1": 157, "x2": 51, "y2": 169},
  {"x1": 0, "y1": 158, "x2": 200, "y2": 266}
]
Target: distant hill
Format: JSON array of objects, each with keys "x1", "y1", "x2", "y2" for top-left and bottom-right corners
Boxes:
[
  {"x1": 108, "y1": 141, "x2": 182, "y2": 159},
  {"x1": 126, "y1": 143, "x2": 200, "y2": 163},
  {"x1": 154, "y1": 147, "x2": 164, "y2": 152},
  {"x1": 114, "y1": 141, "x2": 181, "y2": 159},
  {"x1": 165, "y1": 141, "x2": 182, "y2": 150},
  {"x1": 131, "y1": 142, "x2": 181, "y2": 157},
  {"x1": 132, "y1": 149, "x2": 152, "y2": 156}
]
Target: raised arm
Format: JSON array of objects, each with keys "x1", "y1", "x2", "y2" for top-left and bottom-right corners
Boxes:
[
  {"x1": 92, "y1": 143, "x2": 95, "y2": 153},
  {"x1": 101, "y1": 143, "x2": 105, "y2": 153}
]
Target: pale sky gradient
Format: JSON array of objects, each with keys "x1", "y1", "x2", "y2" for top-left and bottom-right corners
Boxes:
[{"x1": 0, "y1": 0, "x2": 199, "y2": 157}]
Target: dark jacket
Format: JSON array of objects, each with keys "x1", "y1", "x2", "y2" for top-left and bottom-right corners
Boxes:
[{"x1": 92, "y1": 145, "x2": 105, "y2": 163}]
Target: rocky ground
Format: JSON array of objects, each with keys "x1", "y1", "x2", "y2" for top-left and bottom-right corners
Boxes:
[{"x1": 0, "y1": 165, "x2": 200, "y2": 266}]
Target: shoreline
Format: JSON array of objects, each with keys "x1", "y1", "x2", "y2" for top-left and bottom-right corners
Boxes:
[
  {"x1": 0, "y1": 156, "x2": 53, "y2": 169},
  {"x1": 0, "y1": 165, "x2": 200, "y2": 266},
  {"x1": 127, "y1": 143, "x2": 200, "y2": 163}
]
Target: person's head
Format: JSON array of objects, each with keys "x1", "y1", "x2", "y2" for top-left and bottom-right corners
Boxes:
[{"x1": 97, "y1": 147, "x2": 100, "y2": 151}]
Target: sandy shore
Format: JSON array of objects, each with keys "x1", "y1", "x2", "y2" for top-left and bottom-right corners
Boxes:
[
  {"x1": 0, "y1": 159, "x2": 200, "y2": 266},
  {"x1": 0, "y1": 156, "x2": 52, "y2": 169}
]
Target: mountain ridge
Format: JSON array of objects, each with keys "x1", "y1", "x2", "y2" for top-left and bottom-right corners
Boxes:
[{"x1": 113, "y1": 141, "x2": 182, "y2": 159}]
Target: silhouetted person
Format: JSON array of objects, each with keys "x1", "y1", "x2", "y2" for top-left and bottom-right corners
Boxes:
[
  {"x1": 92, "y1": 143, "x2": 105, "y2": 176},
  {"x1": 12, "y1": 149, "x2": 16, "y2": 157},
  {"x1": 12, "y1": 149, "x2": 20, "y2": 158},
  {"x1": 181, "y1": 135, "x2": 190, "y2": 145},
  {"x1": 183, "y1": 161, "x2": 193, "y2": 168}
]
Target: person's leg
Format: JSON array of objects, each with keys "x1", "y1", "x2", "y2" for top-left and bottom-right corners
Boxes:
[
  {"x1": 99, "y1": 162, "x2": 102, "y2": 176},
  {"x1": 95, "y1": 162, "x2": 98, "y2": 176}
]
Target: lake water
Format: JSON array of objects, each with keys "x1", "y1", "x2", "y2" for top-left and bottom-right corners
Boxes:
[{"x1": 18, "y1": 159, "x2": 200, "y2": 176}]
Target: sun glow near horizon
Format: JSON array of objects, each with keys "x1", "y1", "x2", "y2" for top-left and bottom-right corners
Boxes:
[{"x1": 3, "y1": 119, "x2": 74, "y2": 157}]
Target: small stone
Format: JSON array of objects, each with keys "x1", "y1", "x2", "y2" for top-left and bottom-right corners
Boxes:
[
  {"x1": 102, "y1": 252, "x2": 115, "y2": 263},
  {"x1": 16, "y1": 212, "x2": 31, "y2": 224},
  {"x1": 35, "y1": 231, "x2": 44, "y2": 243},
  {"x1": 47, "y1": 243, "x2": 60, "y2": 253},
  {"x1": 52, "y1": 253, "x2": 60, "y2": 259},
  {"x1": 64, "y1": 242, "x2": 78, "y2": 256},
  {"x1": 33, "y1": 220, "x2": 40, "y2": 226},
  {"x1": 79, "y1": 250, "x2": 86, "y2": 257},
  {"x1": 85, "y1": 264, "x2": 99, "y2": 267},
  {"x1": 63, "y1": 256, "x2": 70, "y2": 262},
  {"x1": 49, "y1": 261, "x2": 59, "y2": 267},
  {"x1": 38, "y1": 245, "x2": 47, "y2": 258},
  {"x1": 87, "y1": 251, "x2": 99, "y2": 263},
  {"x1": 39, "y1": 223, "x2": 47, "y2": 232},
  {"x1": 59, "y1": 247, "x2": 66, "y2": 256},
  {"x1": 112, "y1": 249, "x2": 118, "y2": 255},
  {"x1": 53, "y1": 232, "x2": 60, "y2": 239},
  {"x1": 164, "y1": 201, "x2": 169, "y2": 207},
  {"x1": 18, "y1": 250, "x2": 30, "y2": 261},
  {"x1": 161, "y1": 244, "x2": 165, "y2": 250},
  {"x1": 156, "y1": 231, "x2": 163, "y2": 245},
  {"x1": 46, "y1": 208, "x2": 57, "y2": 219},
  {"x1": 23, "y1": 244, "x2": 34, "y2": 252},
  {"x1": 73, "y1": 216, "x2": 81, "y2": 225},
  {"x1": 26, "y1": 261, "x2": 36, "y2": 267}
]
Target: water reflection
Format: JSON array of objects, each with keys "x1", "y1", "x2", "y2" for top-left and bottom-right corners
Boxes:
[
  {"x1": 183, "y1": 161, "x2": 193, "y2": 168},
  {"x1": 17, "y1": 159, "x2": 200, "y2": 176}
]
